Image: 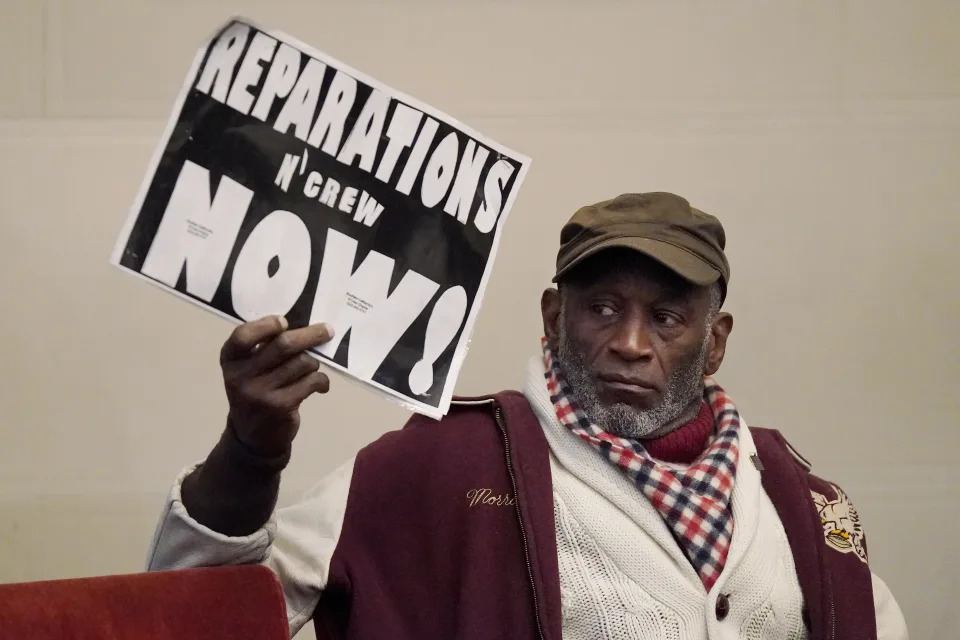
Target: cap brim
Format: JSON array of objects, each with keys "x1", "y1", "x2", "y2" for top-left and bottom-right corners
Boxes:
[{"x1": 553, "y1": 236, "x2": 721, "y2": 286}]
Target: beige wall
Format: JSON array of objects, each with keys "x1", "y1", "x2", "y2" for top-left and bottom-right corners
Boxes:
[{"x1": 2, "y1": 1, "x2": 958, "y2": 638}]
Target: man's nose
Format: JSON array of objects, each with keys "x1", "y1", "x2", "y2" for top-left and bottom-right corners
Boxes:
[{"x1": 609, "y1": 315, "x2": 654, "y2": 362}]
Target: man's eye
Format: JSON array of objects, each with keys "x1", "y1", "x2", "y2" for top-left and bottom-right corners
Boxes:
[
  {"x1": 654, "y1": 312, "x2": 680, "y2": 327},
  {"x1": 592, "y1": 304, "x2": 617, "y2": 317}
]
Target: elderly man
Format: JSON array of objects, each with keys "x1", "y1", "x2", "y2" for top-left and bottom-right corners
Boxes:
[{"x1": 147, "y1": 193, "x2": 908, "y2": 639}]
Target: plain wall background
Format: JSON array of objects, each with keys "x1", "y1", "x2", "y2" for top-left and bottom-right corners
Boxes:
[{"x1": 1, "y1": 1, "x2": 958, "y2": 638}]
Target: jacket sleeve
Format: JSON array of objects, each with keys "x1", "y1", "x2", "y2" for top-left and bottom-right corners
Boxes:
[
  {"x1": 145, "y1": 456, "x2": 356, "y2": 637},
  {"x1": 872, "y1": 572, "x2": 909, "y2": 640}
]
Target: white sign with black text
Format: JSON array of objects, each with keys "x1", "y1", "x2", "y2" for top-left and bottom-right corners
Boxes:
[{"x1": 111, "y1": 17, "x2": 531, "y2": 418}]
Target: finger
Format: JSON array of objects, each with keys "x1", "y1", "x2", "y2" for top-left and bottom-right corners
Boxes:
[
  {"x1": 222, "y1": 316, "x2": 288, "y2": 361},
  {"x1": 249, "y1": 323, "x2": 335, "y2": 374},
  {"x1": 266, "y1": 371, "x2": 330, "y2": 411},
  {"x1": 263, "y1": 353, "x2": 321, "y2": 389}
]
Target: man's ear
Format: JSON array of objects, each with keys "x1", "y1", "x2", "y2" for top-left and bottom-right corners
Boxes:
[
  {"x1": 541, "y1": 287, "x2": 563, "y2": 351},
  {"x1": 705, "y1": 312, "x2": 733, "y2": 376}
]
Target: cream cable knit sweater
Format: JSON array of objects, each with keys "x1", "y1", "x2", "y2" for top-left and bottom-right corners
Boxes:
[{"x1": 146, "y1": 357, "x2": 909, "y2": 639}]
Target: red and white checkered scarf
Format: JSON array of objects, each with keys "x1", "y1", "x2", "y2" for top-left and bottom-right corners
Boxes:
[{"x1": 543, "y1": 341, "x2": 741, "y2": 591}]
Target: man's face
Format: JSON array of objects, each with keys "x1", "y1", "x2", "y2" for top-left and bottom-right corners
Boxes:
[{"x1": 543, "y1": 250, "x2": 730, "y2": 439}]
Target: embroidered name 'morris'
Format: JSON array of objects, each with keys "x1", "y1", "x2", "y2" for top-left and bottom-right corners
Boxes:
[{"x1": 467, "y1": 488, "x2": 516, "y2": 508}]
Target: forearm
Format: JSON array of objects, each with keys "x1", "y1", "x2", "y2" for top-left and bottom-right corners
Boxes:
[{"x1": 180, "y1": 420, "x2": 290, "y2": 536}]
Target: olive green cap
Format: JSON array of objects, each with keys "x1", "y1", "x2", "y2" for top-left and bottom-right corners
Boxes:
[{"x1": 553, "y1": 192, "x2": 730, "y2": 298}]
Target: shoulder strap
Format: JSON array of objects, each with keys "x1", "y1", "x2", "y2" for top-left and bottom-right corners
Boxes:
[
  {"x1": 750, "y1": 427, "x2": 831, "y2": 639},
  {"x1": 750, "y1": 427, "x2": 877, "y2": 640}
]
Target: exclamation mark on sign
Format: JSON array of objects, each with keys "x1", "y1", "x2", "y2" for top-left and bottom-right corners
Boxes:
[{"x1": 408, "y1": 286, "x2": 468, "y2": 396}]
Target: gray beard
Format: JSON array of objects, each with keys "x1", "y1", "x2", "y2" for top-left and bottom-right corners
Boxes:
[{"x1": 556, "y1": 327, "x2": 710, "y2": 440}]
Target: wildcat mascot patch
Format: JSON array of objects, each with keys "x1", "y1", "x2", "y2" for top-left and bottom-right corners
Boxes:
[{"x1": 811, "y1": 484, "x2": 868, "y2": 564}]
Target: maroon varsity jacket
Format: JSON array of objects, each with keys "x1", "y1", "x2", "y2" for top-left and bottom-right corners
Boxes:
[{"x1": 312, "y1": 391, "x2": 878, "y2": 640}]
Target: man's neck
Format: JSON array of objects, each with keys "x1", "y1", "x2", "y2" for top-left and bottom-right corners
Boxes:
[
  {"x1": 640, "y1": 396, "x2": 705, "y2": 440},
  {"x1": 641, "y1": 401, "x2": 715, "y2": 465}
]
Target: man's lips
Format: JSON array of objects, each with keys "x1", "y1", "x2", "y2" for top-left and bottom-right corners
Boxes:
[{"x1": 596, "y1": 374, "x2": 658, "y2": 395}]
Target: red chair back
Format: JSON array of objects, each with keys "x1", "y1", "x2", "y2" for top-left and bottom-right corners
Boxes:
[{"x1": 0, "y1": 565, "x2": 289, "y2": 639}]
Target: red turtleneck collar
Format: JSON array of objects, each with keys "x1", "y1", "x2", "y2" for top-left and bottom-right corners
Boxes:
[{"x1": 640, "y1": 401, "x2": 715, "y2": 465}]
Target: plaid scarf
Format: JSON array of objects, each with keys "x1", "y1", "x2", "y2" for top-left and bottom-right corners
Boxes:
[{"x1": 543, "y1": 341, "x2": 741, "y2": 591}]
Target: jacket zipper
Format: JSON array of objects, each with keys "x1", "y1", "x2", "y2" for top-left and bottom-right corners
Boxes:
[
  {"x1": 494, "y1": 405, "x2": 547, "y2": 640},
  {"x1": 826, "y1": 574, "x2": 836, "y2": 640}
]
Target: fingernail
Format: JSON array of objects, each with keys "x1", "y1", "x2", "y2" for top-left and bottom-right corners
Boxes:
[
  {"x1": 278, "y1": 316, "x2": 289, "y2": 331},
  {"x1": 322, "y1": 322, "x2": 335, "y2": 337}
]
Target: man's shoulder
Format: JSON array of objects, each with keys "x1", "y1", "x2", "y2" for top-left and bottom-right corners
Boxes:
[
  {"x1": 348, "y1": 390, "x2": 535, "y2": 484},
  {"x1": 748, "y1": 425, "x2": 848, "y2": 488},
  {"x1": 749, "y1": 426, "x2": 872, "y2": 562},
  {"x1": 749, "y1": 425, "x2": 842, "y2": 490},
  {"x1": 361, "y1": 389, "x2": 530, "y2": 452},
  {"x1": 748, "y1": 426, "x2": 813, "y2": 472},
  {"x1": 404, "y1": 389, "x2": 528, "y2": 427}
]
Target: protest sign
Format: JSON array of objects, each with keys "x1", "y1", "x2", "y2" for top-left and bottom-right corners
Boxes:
[{"x1": 110, "y1": 17, "x2": 530, "y2": 419}]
